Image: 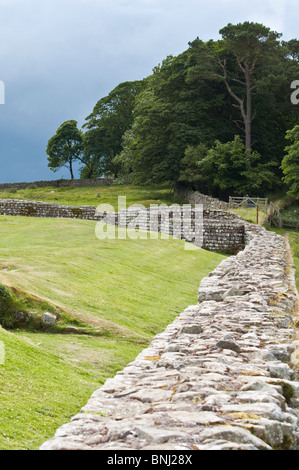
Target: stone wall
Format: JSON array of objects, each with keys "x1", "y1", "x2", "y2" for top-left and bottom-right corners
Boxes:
[
  {"x1": 103, "y1": 207, "x2": 244, "y2": 253},
  {"x1": 174, "y1": 186, "x2": 229, "y2": 209},
  {"x1": 40, "y1": 223, "x2": 299, "y2": 451},
  {"x1": 0, "y1": 199, "x2": 245, "y2": 253},
  {"x1": 0, "y1": 199, "x2": 97, "y2": 219},
  {"x1": 0, "y1": 177, "x2": 112, "y2": 190}
]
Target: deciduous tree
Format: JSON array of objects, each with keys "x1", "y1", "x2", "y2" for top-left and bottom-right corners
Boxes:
[
  {"x1": 46, "y1": 120, "x2": 84, "y2": 179},
  {"x1": 215, "y1": 22, "x2": 282, "y2": 159},
  {"x1": 281, "y1": 125, "x2": 299, "y2": 200},
  {"x1": 82, "y1": 80, "x2": 145, "y2": 177}
]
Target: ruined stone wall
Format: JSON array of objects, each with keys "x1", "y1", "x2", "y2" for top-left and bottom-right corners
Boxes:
[
  {"x1": 105, "y1": 207, "x2": 244, "y2": 253},
  {"x1": 0, "y1": 199, "x2": 97, "y2": 219},
  {"x1": 174, "y1": 187, "x2": 229, "y2": 210},
  {"x1": 0, "y1": 200, "x2": 245, "y2": 253},
  {"x1": 40, "y1": 224, "x2": 299, "y2": 450}
]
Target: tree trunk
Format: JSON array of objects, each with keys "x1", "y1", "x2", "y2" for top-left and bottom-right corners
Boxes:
[
  {"x1": 244, "y1": 59, "x2": 252, "y2": 158},
  {"x1": 217, "y1": 58, "x2": 253, "y2": 168},
  {"x1": 69, "y1": 159, "x2": 74, "y2": 180}
]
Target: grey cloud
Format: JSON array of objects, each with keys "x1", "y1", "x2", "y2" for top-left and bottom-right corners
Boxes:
[{"x1": 0, "y1": 0, "x2": 298, "y2": 182}]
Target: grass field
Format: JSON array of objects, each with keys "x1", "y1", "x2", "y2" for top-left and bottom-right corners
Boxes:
[
  {"x1": 0, "y1": 184, "x2": 182, "y2": 209},
  {"x1": 0, "y1": 184, "x2": 297, "y2": 450},
  {"x1": 0, "y1": 215, "x2": 226, "y2": 449},
  {"x1": 230, "y1": 207, "x2": 268, "y2": 225}
]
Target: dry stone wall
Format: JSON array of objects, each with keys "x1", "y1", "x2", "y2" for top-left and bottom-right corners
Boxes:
[
  {"x1": 0, "y1": 199, "x2": 97, "y2": 219},
  {"x1": 104, "y1": 207, "x2": 244, "y2": 253},
  {"x1": 40, "y1": 223, "x2": 299, "y2": 451},
  {"x1": 174, "y1": 187, "x2": 229, "y2": 210},
  {"x1": 0, "y1": 199, "x2": 245, "y2": 253}
]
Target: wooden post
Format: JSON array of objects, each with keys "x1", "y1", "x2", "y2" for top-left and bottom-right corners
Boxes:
[
  {"x1": 256, "y1": 204, "x2": 259, "y2": 225},
  {"x1": 278, "y1": 207, "x2": 282, "y2": 228}
]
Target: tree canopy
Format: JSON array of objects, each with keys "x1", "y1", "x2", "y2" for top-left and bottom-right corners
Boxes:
[
  {"x1": 281, "y1": 125, "x2": 299, "y2": 200},
  {"x1": 46, "y1": 120, "x2": 84, "y2": 180},
  {"x1": 81, "y1": 80, "x2": 145, "y2": 178},
  {"x1": 47, "y1": 22, "x2": 299, "y2": 199}
]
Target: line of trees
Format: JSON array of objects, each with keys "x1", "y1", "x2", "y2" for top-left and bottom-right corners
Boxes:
[{"x1": 46, "y1": 21, "x2": 299, "y2": 199}]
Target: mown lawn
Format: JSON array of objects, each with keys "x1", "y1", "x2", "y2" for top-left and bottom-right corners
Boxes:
[
  {"x1": 0, "y1": 326, "x2": 101, "y2": 450},
  {"x1": 230, "y1": 207, "x2": 268, "y2": 225},
  {"x1": 0, "y1": 215, "x2": 226, "y2": 449}
]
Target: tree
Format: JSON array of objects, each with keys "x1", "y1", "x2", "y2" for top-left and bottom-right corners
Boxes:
[
  {"x1": 82, "y1": 80, "x2": 145, "y2": 178},
  {"x1": 178, "y1": 143, "x2": 209, "y2": 192},
  {"x1": 83, "y1": 21, "x2": 298, "y2": 193},
  {"x1": 119, "y1": 51, "x2": 235, "y2": 184},
  {"x1": 215, "y1": 22, "x2": 282, "y2": 158},
  {"x1": 282, "y1": 39, "x2": 299, "y2": 62},
  {"x1": 112, "y1": 129, "x2": 135, "y2": 183},
  {"x1": 186, "y1": 28, "x2": 299, "y2": 175},
  {"x1": 194, "y1": 136, "x2": 277, "y2": 197},
  {"x1": 80, "y1": 128, "x2": 107, "y2": 178},
  {"x1": 46, "y1": 120, "x2": 84, "y2": 179},
  {"x1": 281, "y1": 125, "x2": 299, "y2": 200}
]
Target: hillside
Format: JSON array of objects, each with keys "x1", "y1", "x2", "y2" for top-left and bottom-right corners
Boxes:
[{"x1": 0, "y1": 213, "x2": 226, "y2": 449}]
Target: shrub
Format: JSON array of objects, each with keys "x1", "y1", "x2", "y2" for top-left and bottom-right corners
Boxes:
[
  {"x1": 0, "y1": 284, "x2": 15, "y2": 328},
  {"x1": 5, "y1": 187, "x2": 18, "y2": 194}
]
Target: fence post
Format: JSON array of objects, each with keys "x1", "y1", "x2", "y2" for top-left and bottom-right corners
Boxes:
[{"x1": 276, "y1": 206, "x2": 282, "y2": 228}]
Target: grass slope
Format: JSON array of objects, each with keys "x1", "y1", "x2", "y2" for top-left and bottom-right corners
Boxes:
[
  {"x1": 0, "y1": 215, "x2": 226, "y2": 449},
  {"x1": 268, "y1": 227, "x2": 299, "y2": 290},
  {"x1": 289, "y1": 230, "x2": 299, "y2": 290},
  {"x1": 0, "y1": 184, "x2": 182, "y2": 208},
  {"x1": 0, "y1": 216, "x2": 225, "y2": 337},
  {"x1": 0, "y1": 326, "x2": 99, "y2": 450}
]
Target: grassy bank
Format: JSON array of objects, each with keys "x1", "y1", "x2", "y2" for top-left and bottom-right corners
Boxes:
[
  {"x1": 267, "y1": 227, "x2": 299, "y2": 291},
  {"x1": 288, "y1": 230, "x2": 299, "y2": 290},
  {"x1": 0, "y1": 326, "x2": 101, "y2": 450},
  {"x1": 0, "y1": 184, "x2": 181, "y2": 209},
  {"x1": 0, "y1": 215, "x2": 226, "y2": 449},
  {"x1": 230, "y1": 207, "x2": 268, "y2": 225}
]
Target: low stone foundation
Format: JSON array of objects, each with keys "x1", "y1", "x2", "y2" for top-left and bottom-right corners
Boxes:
[
  {"x1": 173, "y1": 186, "x2": 229, "y2": 210},
  {"x1": 40, "y1": 224, "x2": 299, "y2": 450},
  {"x1": 0, "y1": 200, "x2": 245, "y2": 253}
]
